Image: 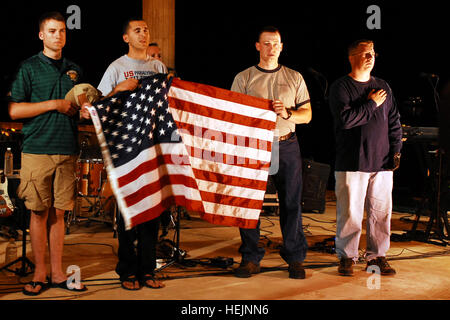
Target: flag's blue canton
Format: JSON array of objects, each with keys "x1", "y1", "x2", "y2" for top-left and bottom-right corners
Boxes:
[{"x1": 93, "y1": 74, "x2": 178, "y2": 167}]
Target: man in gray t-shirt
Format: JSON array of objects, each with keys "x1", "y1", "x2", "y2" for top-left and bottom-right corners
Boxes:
[
  {"x1": 231, "y1": 26, "x2": 312, "y2": 280},
  {"x1": 97, "y1": 54, "x2": 167, "y2": 97},
  {"x1": 84, "y1": 19, "x2": 166, "y2": 291}
]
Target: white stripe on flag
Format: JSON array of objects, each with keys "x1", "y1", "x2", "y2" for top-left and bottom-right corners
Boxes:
[
  {"x1": 202, "y1": 201, "x2": 262, "y2": 220},
  {"x1": 112, "y1": 143, "x2": 188, "y2": 178},
  {"x1": 180, "y1": 134, "x2": 272, "y2": 162},
  {"x1": 189, "y1": 157, "x2": 269, "y2": 182},
  {"x1": 118, "y1": 163, "x2": 199, "y2": 199},
  {"x1": 170, "y1": 108, "x2": 275, "y2": 143},
  {"x1": 126, "y1": 184, "x2": 202, "y2": 219},
  {"x1": 196, "y1": 180, "x2": 265, "y2": 200},
  {"x1": 169, "y1": 86, "x2": 277, "y2": 122}
]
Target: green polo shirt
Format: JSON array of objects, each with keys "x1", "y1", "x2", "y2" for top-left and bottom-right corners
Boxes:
[{"x1": 9, "y1": 52, "x2": 82, "y2": 155}]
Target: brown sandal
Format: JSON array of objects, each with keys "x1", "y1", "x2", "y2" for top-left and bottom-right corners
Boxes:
[
  {"x1": 141, "y1": 274, "x2": 165, "y2": 289},
  {"x1": 120, "y1": 275, "x2": 141, "y2": 291}
]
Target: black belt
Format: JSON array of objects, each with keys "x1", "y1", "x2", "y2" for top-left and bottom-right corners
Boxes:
[{"x1": 278, "y1": 132, "x2": 294, "y2": 141}]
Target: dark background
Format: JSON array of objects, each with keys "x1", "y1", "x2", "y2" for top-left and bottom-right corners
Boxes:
[{"x1": 0, "y1": 0, "x2": 448, "y2": 208}]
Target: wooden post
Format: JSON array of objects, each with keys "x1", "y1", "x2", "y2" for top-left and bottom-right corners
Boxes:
[{"x1": 142, "y1": 0, "x2": 175, "y2": 71}]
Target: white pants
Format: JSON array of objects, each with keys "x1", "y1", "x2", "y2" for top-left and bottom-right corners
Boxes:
[{"x1": 335, "y1": 171, "x2": 393, "y2": 261}]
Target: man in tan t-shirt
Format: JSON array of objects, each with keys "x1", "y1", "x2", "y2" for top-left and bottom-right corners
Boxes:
[{"x1": 231, "y1": 26, "x2": 312, "y2": 279}]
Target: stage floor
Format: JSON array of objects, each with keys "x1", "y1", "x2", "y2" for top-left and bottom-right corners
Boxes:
[{"x1": 1, "y1": 191, "x2": 449, "y2": 303}]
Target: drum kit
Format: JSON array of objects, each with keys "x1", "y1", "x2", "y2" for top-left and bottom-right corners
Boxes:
[{"x1": 66, "y1": 131, "x2": 118, "y2": 236}]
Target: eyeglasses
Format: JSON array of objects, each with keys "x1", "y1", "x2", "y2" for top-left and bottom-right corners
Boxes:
[{"x1": 151, "y1": 54, "x2": 162, "y2": 58}]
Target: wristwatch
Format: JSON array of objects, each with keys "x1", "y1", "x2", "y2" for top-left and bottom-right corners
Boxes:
[{"x1": 282, "y1": 109, "x2": 292, "y2": 120}]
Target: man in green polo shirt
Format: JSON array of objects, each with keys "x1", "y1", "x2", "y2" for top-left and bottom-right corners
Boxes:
[{"x1": 8, "y1": 11, "x2": 87, "y2": 295}]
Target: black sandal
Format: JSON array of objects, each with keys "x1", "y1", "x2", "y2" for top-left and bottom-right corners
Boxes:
[
  {"x1": 22, "y1": 281, "x2": 48, "y2": 296},
  {"x1": 51, "y1": 279, "x2": 88, "y2": 292}
]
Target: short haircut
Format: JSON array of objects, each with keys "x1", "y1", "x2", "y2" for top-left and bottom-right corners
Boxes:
[
  {"x1": 348, "y1": 39, "x2": 374, "y2": 55},
  {"x1": 38, "y1": 11, "x2": 65, "y2": 30},
  {"x1": 257, "y1": 26, "x2": 281, "y2": 42},
  {"x1": 122, "y1": 17, "x2": 144, "y2": 35},
  {"x1": 149, "y1": 42, "x2": 159, "y2": 47}
]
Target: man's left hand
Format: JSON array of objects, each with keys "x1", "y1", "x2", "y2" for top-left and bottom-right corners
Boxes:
[
  {"x1": 391, "y1": 153, "x2": 401, "y2": 171},
  {"x1": 273, "y1": 100, "x2": 289, "y2": 118}
]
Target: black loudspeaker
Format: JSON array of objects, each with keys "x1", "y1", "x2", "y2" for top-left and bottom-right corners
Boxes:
[
  {"x1": 301, "y1": 159, "x2": 331, "y2": 213},
  {"x1": 439, "y1": 81, "x2": 450, "y2": 160},
  {"x1": 439, "y1": 81, "x2": 450, "y2": 212}
]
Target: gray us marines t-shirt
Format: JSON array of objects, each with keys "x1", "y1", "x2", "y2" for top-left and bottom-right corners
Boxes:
[{"x1": 97, "y1": 54, "x2": 168, "y2": 96}]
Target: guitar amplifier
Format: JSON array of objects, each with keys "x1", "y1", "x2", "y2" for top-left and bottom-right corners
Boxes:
[
  {"x1": 301, "y1": 159, "x2": 330, "y2": 213},
  {"x1": 0, "y1": 174, "x2": 25, "y2": 238}
]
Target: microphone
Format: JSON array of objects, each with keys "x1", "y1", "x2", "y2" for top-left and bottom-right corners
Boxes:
[
  {"x1": 420, "y1": 72, "x2": 439, "y2": 79},
  {"x1": 308, "y1": 68, "x2": 325, "y2": 78}
]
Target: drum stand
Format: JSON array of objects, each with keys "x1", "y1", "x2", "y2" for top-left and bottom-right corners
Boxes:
[{"x1": 66, "y1": 177, "x2": 117, "y2": 237}]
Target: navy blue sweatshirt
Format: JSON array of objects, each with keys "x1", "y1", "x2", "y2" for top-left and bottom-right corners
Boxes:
[{"x1": 329, "y1": 75, "x2": 403, "y2": 172}]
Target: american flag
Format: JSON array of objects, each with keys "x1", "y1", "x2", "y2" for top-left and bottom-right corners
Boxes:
[{"x1": 88, "y1": 73, "x2": 277, "y2": 230}]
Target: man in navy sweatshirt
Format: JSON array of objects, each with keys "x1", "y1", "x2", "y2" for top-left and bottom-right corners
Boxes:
[{"x1": 329, "y1": 39, "x2": 402, "y2": 276}]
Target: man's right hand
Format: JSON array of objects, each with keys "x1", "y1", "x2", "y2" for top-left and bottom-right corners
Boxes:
[
  {"x1": 55, "y1": 99, "x2": 80, "y2": 117},
  {"x1": 114, "y1": 78, "x2": 139, "y2": 93},
  {"x1": 368, "y1": 89, "x2": 387, "y2": 107}
]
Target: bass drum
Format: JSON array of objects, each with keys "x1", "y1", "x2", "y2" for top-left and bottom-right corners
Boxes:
[{"x1": 77, "y1": 159, "x2": 106, "y2": 196}]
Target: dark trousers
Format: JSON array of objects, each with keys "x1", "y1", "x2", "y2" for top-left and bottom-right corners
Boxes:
[
  {"x1": 239, "y1": 135, "x2": 308, "y2": 264},
  {"x1": 115, "y1": 212, "x2": 160, "y2": 280}
]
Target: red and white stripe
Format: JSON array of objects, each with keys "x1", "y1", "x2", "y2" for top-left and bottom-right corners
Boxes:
[{"x1": 167, "y1": 78, "x2": 276, "y2": 229}]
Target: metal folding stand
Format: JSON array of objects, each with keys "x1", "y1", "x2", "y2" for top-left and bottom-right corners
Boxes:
[
  {"x1": 155, "y1": 206, "x2": 187, "y2": 272},
  {"x1": 0, "y1": 216, "x2": 35, "y2": 276},
  {"x1": 84, "y1": 191, "x2": 116, "y2": 228}
]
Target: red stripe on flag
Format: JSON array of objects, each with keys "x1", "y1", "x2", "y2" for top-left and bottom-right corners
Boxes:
[
  {"x1": 175, "y1": 122, "x2": 273, "y2": 150},
  {"x1": 185, "y1": 146, "x2": 271, "y2": 171},
  {"x1": 199, "y1": 211, "x2": 259, "y2": 229},
  {"x1": 169, "y1": 97, "x2": 275, "y2": 131},
  {"x1": 123, "y1": 173, "x2": 198, "y2": 207},
  {"x1": 192, "y1": 168, "x2": 267, "y2": 191},
  {"x1": 129, "y1": 195, "x2": 204, "y2": 228},
  {"x1": 171, "y1": 78, "x2": 273, "y2": 112},
  {"x1": 199, "y1": 190, "x2": 263, "y2": 210},
  {"x1": 117, "y1": 153, "x2": 190, "y2": 188}
]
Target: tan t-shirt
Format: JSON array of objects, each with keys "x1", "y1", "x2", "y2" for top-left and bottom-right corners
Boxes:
[{"x1": 231, "y1": 65, "x2": 310, "y2": 137}]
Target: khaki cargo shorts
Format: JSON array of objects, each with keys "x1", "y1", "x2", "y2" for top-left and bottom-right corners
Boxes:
[{"x1": 17, "y1": 153, "x2": 78, "y2": 212}]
